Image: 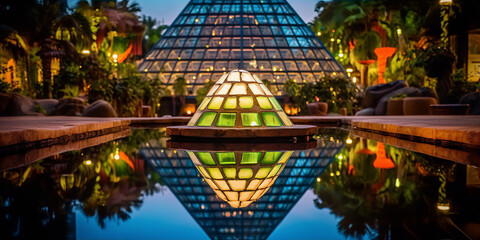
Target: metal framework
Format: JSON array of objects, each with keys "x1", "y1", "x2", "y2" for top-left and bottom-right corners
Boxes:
[
  {"x1": 138, "y1": 0, "x2": 346, "y2": 95},
  {"x1": 139, "y1": 140, "x2": 343, "y2": 240}
]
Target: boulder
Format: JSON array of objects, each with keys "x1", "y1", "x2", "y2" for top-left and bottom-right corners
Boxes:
[
  {"x1": 53, "y1": 97, "x2": 87, "y2": 116},
  {"x1": 0, "y1": 92, "x2": 13, "y2": 114},
  {"x1": 364, "y1": 80, "x2": 407, "y2": 108},
  {"x1": 82, "y1": 100, "x2": 117, "y2": 117},
  {"x1": 459, "y1": 92, "x2": 480, "y2": 115},
  {"x1": 374, "y1": 87, "x2": 421, "y2": 115},
  {"x1": 0, "y1": 93, "x2": 43, "y2": 116},
  {"x1": 419, "y1": 87, "x2": 438, "y2": 100},
  {"x1": 306, "y1": 102, "x2": 328, "y2": 116},
  {"x1": 34, "y1": 99, "x2": 59, "y2": 115},
  {"x1": 355, "y1": 107, "x2": 375, "y2": 116}
]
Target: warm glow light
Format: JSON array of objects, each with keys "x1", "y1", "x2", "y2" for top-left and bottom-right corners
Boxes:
[
  {"x1": 316, "y1": 177, "x2": 321, "y2": 182},
  {"x1": 114, "y1": 154, "x2": 120, "y2": 160},
  {"x1": 81, "y1": 49, "x2": 90, "y2": 55},
  {"x1": 352, "y1": 77, "x2": 357, "y2": 83},
  {"x1": 437, "y1": 202, "x2": 450, "y2": 211},
  {"x1": 346, "y1": 138, "x2": 353, "y2": 144},
  {"x1": 396, "y1": 28, "x2": 402, "y2": 35},
  {"x1": 346, "y1": 68, "x2": 353, "y2": 73},
  {"x1": 84, "y1": 160, "x2": 92, "y2": 165},
  {"x1": 317, "y1": 32, "x2": 321, "y2": 36},
  {"x1": 338, "y1": 155, "x2": 343, "y2": 160},
  {"x1": 338, "y1": 53, "x2": 344, "y2": 58},
  {"x1": 330, "y1": 38, "x2": 335, "y2": 42},
  {"x1": 330, "y1": 172, "x2": 334, "y2": 177},
  {"x1": 395, "y1": 178, "x2": 400, "y2": 188},
  {"x1": 335, "y1": 171, "x2": 340, "y2": 176},
  {"x1": 439, "y1": 0, "x2": 452, "y2": 5}
]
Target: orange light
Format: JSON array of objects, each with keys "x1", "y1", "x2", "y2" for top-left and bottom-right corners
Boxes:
[
  {"x1": 374, "y1": 47, "x2": 397, "y2": 84},
  {"x1": 184, "y1": 103, "x2": 196, "y2": 115},
  {"x1": 373, "y1": 142, "x2": 395, "y2": 169}
]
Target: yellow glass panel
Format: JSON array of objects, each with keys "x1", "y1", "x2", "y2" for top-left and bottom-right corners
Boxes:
[
  {"x1": 267, "y1": 165, "x2": 282, "y2": 178},
  {"x1": 255, "y1": 167, "x2": 271, "y2": 178},
  {"x1": 216, "y1": 83, "x2": 232, "y2": 95},
  {"x1": 238, "y1": 97, "x2": 254, "y2": 108},
  {"x1": 207, "y1": 85, "x2": 220, "y2": 96},
  {"x1": 268, "y1": 176, "x2": 278, "y2": 187},
  {"x1": 214, "y1": 180, "x2": 230, "y2": 190},
  {"x1": 228, "y1": 71, "x2": 240, "y2": 82},
  {"x1": 278, "y1": 151, "x2": 293, "y2": 164},
  {"x1": 229, "y1": 201, "x2": 240, "y2": 208},
  {"x1": 247, "y1": 179, "x2": 262, "y2": 190},
  {"x1": 259, "y1": 178, "x2": 272, "y2": 189},
  {"x1": 239, "y1": 191, "x2": 254, "y2": 201},
  {"x1": 251, "y1": 189, "x2": 264, "y2": 200},
  {"x1": 205, "y1": 178, "x2": 218, "y2": 190},
  {"x1": 248, "y1": 83, "x2": 265, "y2": 95},
  {"x1": 224, "y1": 191, "x2": 239, "y2": 201},
  {"x1": 187, "y1": 113, "x2": 201, "y2": 126},
  {"x1": 253, "y1": 74, "x2": 263, "y2": 83},
  {"x1": 241, "y1": 72, "x2": 256, "y2": 82},
  {"x1": 260, "y1": 84, "x2": 273, "y2": 96},
  {"x1": 223, "y1": 168, "x2": 236, "y2": 178},
  {"x1": 229, "y1": 83, "x2": 247, "y2": 95},
  {"x1": 198, "y1": 97, "x2": 211, "y2": 110},
  {"x1": 186, "y1": 151, "x2": 201, "y2": 165},
  {"x1": 208, "y1": 97, "x2": 224, "y2": 110},
  {"x1": 197, "y1": 166, "x2": 210, "y2": 178},
  {"x1": 269, "y1": 97, "x2": 282, "y2": 110},
  {"x1": 214, "y1": 190, "x2": 227, "y2": 200},
  {"x1": 223, "y1": 97, "x2": 237, "y2": 109},
  {"x1": 238, "y1": 168, "x2": 253, "y2": 179},
  {"x1": 240, "y1": 201, "x2": 253, "y2": 208},
  {"x1": 207, "y1": 168, "x2": 223, "y2": 179},
  {"x1": 216, "y1": 73, "x2": 228, "y2": 84},
  {"x1": 256, "y1": 97, "x2": 272, "y2": 109},
  {"x1": 228, "y1": 180, "x2": 246, "y2": 191},
  {"x1": 278, "y1": 111, "x2": 293, "y2": 126}
]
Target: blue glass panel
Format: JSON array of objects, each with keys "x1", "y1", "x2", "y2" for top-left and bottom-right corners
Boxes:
[{"x1": 286, "y1": 37, "x2": 299, "y2": 47}]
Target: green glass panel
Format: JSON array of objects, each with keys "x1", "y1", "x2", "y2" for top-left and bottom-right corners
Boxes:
[
  {"x1": 199, "y1": 97, "x2": 211, "y2": 110},
  {"x1": 267, "y1": 165, "x2": 282, "y2": 178},
  {"x1": 241, "y1": 113, "x2": 261, "y2": 126},
  {"x1": 241, "y1": 152, "x2": 262, "y2": 164},
  {"x1": 223, "y1": 97, "x2": 237, "y2": 109},
  {"x1": 238, "y1": 168, "x2": 253, "y2": 179},
  {"x1": 197, "y1": 112, "x2": 217, "y2": 127},
  {"x1": 208, "y1": 97, "x2": 224, "y2": 110},
  {"x1": 238, "y1": 96, "x2": 254, "y2": 108},
  {"x1": 197, "y1": 152, "x2": 215, "y2": 165},
  {"x1": 207, "y1": 167, "x2": 223, "y2": 179},
  {"x1": 216, "y1": 113, "x2": 236, "y2": 127},
  {"x1": 255, "y1": 167, "x2": 272, "y2": 179},
  {"x1": 262, "y1": 152, "x2": 283, "y2": 164},
  {"x1": 216, "y1": 152, "x2": 236, "y2": 165},
  {"x1": 223, "y1": 168, "x2": 236, "y2": 178},
  {"x1": 261, "y1": 112, "x2": 282, "y2": 127},
  {"x1": 278, "y1": 111, "x2": 293, "y2": 126},
  {"x1": 257, "y1": 97, "x2": 272, "y2": 109},
  {"x1": 269, "y1": 97, "x2": 282, "y2": 110}
]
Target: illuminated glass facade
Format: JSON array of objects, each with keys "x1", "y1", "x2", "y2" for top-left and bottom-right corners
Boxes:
[
  {"x1": 140, "y1": 141, "x2": 343, "y2": 240},
  {"x1": 138, "y1": 0, "x2": 346, "y2": 95},
  {"x1": 188, "y1": 70, "x2": 293, "y2": 127}
]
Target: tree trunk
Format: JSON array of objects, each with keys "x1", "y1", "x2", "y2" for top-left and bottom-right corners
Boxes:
[{"x1": 41, "y1": 57, "x2": 52, "y2": 98}]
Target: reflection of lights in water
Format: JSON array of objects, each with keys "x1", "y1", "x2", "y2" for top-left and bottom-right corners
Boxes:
[
  {"x1": 84, "y1": 160, "x2": 92, "y2": 165},
  {"x1": 346, "y1": 138, "x2": 353, "y2": 144},
  {"x1": 437, "y1": 203, "x2": 450, "y2": 211},
  {"x1": 316, "y1": 177, "x2": 321, "y2": 182},
  {"x1": 395, "y1": 178, "x2": 401, "y2": 187}
]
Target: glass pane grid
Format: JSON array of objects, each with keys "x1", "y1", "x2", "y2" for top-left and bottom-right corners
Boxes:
[{"x1": 140, "y1": 0, "x2": 346, "y2": 92}]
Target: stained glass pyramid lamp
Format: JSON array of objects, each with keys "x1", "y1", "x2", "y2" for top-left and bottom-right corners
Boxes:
[
  {"x1": 167, "y1": 70, "x2": 317, "y2": 139},
  {"x1": 187, "y1": 149, "x2": 292, "y2": 208}
]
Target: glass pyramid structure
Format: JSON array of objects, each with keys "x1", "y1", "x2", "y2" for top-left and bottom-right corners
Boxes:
[
  {"x1": 140, "y1": 140, "x2": 343, "y2": 240},
  {"x1": 138, "y1": 0, "x2": 346, "y2": 95},
  {"x1": 188, "y1": 70, "x2": 293, "y2": 128}
]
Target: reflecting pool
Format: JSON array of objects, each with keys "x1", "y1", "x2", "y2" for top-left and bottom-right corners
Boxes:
[{"x1": 1, "y1": 128, "x2": 479, "y2": 240}]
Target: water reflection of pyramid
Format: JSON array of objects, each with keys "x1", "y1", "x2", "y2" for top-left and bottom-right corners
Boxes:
[
  {"x1": 140, "y1": 141, "x2": 343, "y2": 240},
  {"x1": 138, "y1": 0, "x2": 346, "y2": 94}
]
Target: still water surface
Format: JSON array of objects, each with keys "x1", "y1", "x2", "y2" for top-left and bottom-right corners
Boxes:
[{"x1": 1, "y1": 128, "x2": 479, "y2": 240}]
